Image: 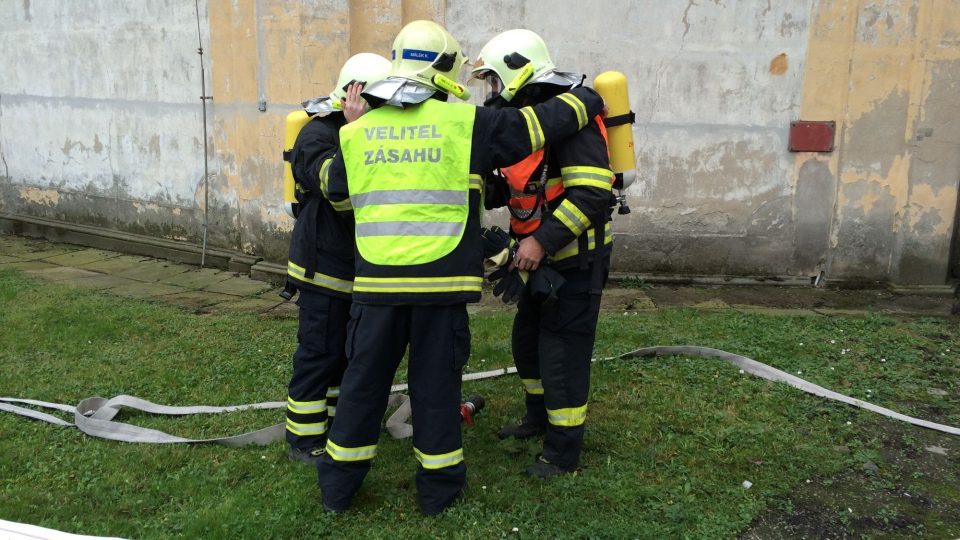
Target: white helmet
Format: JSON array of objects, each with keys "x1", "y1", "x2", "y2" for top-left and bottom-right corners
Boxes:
[
  {"x1": 330, "y1": 52, "x2": 391, "y2": 103},
  {"x1": 388, "y1": 20, "x2": 468, "y2": 96},
  {"x1": 471, "y1": 29, "x2": 581, "y2": 105},
  {"x1": 302, "y1": 53, "x2": 391, "y2": 115}
]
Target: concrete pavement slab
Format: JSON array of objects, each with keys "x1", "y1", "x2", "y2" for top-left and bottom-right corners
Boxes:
[
  {"x1": 66, "y1": 274, "x2": 142, "y2": 291},
  {"x1": 1, "y1": 260, "x2": 60, "y2": 272},
  {"x1": 106, "y1": 281, "x2": 188, "y2": 299},
  {"x1": 200, "y1": 297, "x2": 284, "y2": 314},
  {"x1": 77, "y1": 255, "x2": 151, "y2": 274},
  {"x1": 13, "y1": 248, "x2": 83, "y2": 261},
  {"x1": 42, "y1": 249, "x2": 120, "y2": 267},
  {"x1": 0, "y1": 236, "x2": 57, "y2": 255},
  {"x1": 23, "y1": 267, "x2": 103, "y2": 281},
  {"x1": 115, "y1": 261, "x2": 190, "y2": 283},
  {"x1": 160, "y1": 290, "x2": 244, "y2": 310},
  {"x1": 203, "y1": 276, "x2": 273, "y2": 297},
  {"x1": 159, "y1": 268, "x2": 233, "y2": 289}
]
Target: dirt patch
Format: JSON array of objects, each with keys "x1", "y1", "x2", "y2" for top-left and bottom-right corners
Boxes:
[{"x1": 741, "y1": 419, "x2": 960, "y2": 539}]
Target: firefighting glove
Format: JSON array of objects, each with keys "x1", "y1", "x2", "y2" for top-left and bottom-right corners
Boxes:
[
  {"x1": 480, "y1": 226, "x2": 511, "y2": 258},
  {"x1": 481, "y1": 227, "x2": 516, "y2": 272},
  {"x1": 491, "y1": 268, "x2": 529, "y2": 305},
  {"x1": 528, "y1": 266, "x2": 566, "y2": 304}
]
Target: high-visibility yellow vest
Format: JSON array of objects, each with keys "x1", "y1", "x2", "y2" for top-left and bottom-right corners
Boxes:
[{"x1": 340, "y1": 99, "x2": 483, "y2": 301}]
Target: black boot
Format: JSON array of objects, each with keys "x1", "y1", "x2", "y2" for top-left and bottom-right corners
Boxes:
[
  {"x1": 497, "y1": 420, "x2": 546, "y2": 439},
  {"x1": 526, "y1": 454, "x2": 576, "y2": 479},
  {"x1": 288, "y1": 445, "x2": 326, "y2": 466}
]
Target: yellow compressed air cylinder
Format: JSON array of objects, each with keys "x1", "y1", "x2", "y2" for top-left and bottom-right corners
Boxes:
[
  {"x1": 593, "y1": 71, "x2": 636, "y2": 189},
  {"x1": 283, "y1": 110, "x2": 312, "y2": 217}
]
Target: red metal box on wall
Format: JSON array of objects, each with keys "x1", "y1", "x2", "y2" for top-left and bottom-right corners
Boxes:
[{"x1": 788, "y1": 120, "x2": 836, "y2": 152}]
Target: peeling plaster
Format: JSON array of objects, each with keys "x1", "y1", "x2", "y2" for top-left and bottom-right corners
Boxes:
[
  {"x1": 908, "y1": 184, "x2": 957, "y2": 236},
  {"x1": 4, "y1": 0, "x2": 959, "y2": 285},
  {"x1": 18, "y1": 186, "x2": 59, "y2": 206}
]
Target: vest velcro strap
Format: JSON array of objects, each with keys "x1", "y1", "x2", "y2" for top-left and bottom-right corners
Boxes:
[{"x1": 414, "y1": 447, "x2": 465, "y2": 469}]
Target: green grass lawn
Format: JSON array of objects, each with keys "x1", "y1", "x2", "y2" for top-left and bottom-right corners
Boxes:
[{"x1": 1, "y1": 268, "x2": 958, "y2": 539}]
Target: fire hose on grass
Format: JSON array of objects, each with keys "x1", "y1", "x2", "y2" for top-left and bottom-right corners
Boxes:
[{"x1": 2, "y1": 345, "x2": 958, "y2": 445}]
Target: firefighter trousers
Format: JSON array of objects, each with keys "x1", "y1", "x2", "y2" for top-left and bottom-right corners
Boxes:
[
  {"x1": 285, "y1": 289, "x2": 351, "y2": 451},
  {"x1": 511, "y1": 262, "x2": 607, "y2": 469},
  {"x1": 318, "y1": 303, "x2": 470, "y2": 515}
]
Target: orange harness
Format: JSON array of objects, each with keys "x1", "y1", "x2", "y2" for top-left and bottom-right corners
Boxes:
[{"x1": 500, "y1": 115, "x2": 610, "y2": 235}]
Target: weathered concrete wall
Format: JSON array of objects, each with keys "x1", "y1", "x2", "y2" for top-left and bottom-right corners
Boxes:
[
  {"x1": 452, "y1": 1, "x2": 816, "y2": 278},
  {"x1": 2, "y1": 0, "x2": 958, "y2": 284},
  {"x1": 206, "y1": 0, "x2": 442, "y2": 262},
  {"x1": 798, "y1": 0, "x2": 960, "y2": 285},
  {"x1": 0, "y1": 1, "x2": 220, "y2": 243}
]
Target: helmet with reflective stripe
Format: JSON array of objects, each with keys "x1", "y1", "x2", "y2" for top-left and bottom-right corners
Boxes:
[
  {"x1": 330, "y1": 53, "x2": 392, "y2": 103},
  {"x1": 470, "y1": 29, "x2": 559, "y2": 103},
  {"x1": 389, "y1": 20, "x2": 468, "y2": 94}
]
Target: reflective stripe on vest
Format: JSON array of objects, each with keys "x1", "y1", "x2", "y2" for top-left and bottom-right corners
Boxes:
[
  {"x1": 287, "y1": 262, "x2": 353, "y2": 294},
  {"x1": 352, "y1": 275, "x2": 483, "y2": 294},
  {"x1": 414, "y1": 447, "x2": 465, "y2": 469},
  {"x1": 340, "y1": 99, "x2": 474, "y2": 267}
]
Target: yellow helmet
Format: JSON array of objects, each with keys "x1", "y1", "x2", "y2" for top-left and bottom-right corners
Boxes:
[
  {"x1": 330, "y1": 52, "x2": 391, "y2": 102},
  {"x1": 471, "y1": 29, "x2": 581, "y2": 105},
  {"x1": 388, "y1": 20, "x2": 468, "y2": 95}
]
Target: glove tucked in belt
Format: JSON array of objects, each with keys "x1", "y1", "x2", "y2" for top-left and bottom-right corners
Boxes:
[
  {"x1": 489, "y1": 266, "x2": 527, "y2": 304},
  {"x1": 488, "y1": 265, "x2": 566, "y2": 305}
]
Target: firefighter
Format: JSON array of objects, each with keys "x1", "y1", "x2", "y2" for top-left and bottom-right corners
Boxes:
[
  {"x1": 314, "y1": 20, "x2": 605, "y2": 515},
  {"x1": 283, "y1": 53, "x2": 390, "y2": 465},
  {"x1": 472, "y1": 29, "x2": 615, "y2": 478}
]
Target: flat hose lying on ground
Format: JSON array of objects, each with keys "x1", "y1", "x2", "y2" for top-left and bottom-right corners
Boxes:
[{"x1": 2, "y1": 346, "x2": 958, "y2": 444}]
